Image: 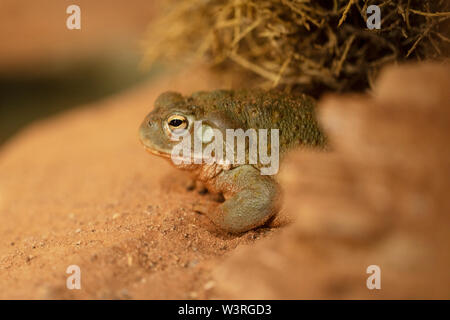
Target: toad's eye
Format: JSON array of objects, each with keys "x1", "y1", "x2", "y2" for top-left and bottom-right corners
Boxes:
[{"x1": 167, "y1": 115, "x2": 188, "y2": 131}]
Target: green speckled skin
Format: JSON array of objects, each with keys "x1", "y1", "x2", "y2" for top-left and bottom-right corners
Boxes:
[{"x1": 139, "y1": 89, "x2": 326, "y2": 233}]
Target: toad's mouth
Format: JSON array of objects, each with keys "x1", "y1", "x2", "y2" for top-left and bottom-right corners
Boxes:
[
  {"x1": 141, "y1": 143, "x2": 208, "y2": 165},
  {"x1": 140, "y1": 139, "x2": 220, "y2": 165},
  {"x1": 141, "y1": 144, "x2": 171, "y2": 159}
]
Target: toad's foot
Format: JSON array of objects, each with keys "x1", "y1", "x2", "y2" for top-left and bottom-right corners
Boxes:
[{"x1": 205, "y1": 165, "x2": 281, "y2": 234}]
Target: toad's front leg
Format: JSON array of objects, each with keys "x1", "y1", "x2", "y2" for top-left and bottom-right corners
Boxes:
[{"x1": 205, "y1": 165, "x2": 281, "y2": 234}]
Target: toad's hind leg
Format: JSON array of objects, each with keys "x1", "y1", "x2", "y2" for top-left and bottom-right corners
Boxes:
[{"x1": 205, "y1": 165, "x2": 281, "y2": 234}]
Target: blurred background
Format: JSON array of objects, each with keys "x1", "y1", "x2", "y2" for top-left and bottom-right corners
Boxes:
[
  {"x1": 1, "y1": 0, "x2": 448, "y2": 146},
  {"x1": 0, "y1": 0, "x2": 159, "y2": 145}
]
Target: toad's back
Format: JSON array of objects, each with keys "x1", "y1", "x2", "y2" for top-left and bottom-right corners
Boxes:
[{"x1": 190, "y1": 89, "x2": 326, "y2": 154}]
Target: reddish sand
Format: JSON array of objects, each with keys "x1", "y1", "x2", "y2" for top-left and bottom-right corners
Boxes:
[
  {"x1": 1, "y1": 63, "x2": 449, "y2": 300},
  {"x1": 0, "y1": 69, "x2": 279, "y2": 299}
]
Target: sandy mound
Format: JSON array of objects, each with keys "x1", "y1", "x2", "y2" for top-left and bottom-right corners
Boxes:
[
  {"x1": 213, "y1": 62, "x2": 450, "y2": 299},
  {"x1": 0, "y1": 68, "x2": 278, "y2": 299},
  {"x1": 1, "y1": 62, "x2": 448, "y2": 299}
]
